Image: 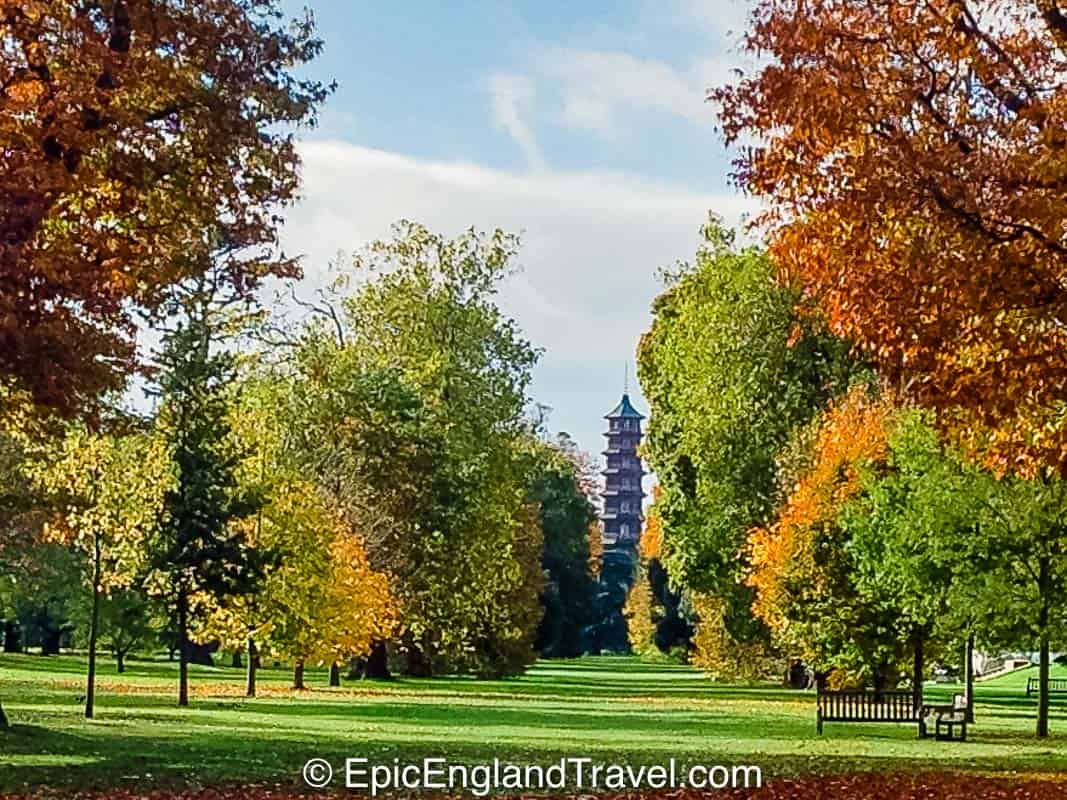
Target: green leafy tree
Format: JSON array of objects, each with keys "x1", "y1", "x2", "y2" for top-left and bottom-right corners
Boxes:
[
  {"x1": 290, "y1": 221, "x2": 543, "y2": 676},
  {"x1": 98, "y1": 590, "x2": 156, "y2": 674},
  {"x1": 920, "y1": 468, "x2": 1067, "y2": 738},
  {"x1": 67, "y1": 587, "x2": 158, "y2": 674},
  {"x1": 843, "y1": 412, "x2": 973, "y2": 706},
  {"x1": 198, "y1": 373, "x2": 397, "y2": 695},
  {"x1": 637, "y1": 216, "x2": 863, "y2": 664}
]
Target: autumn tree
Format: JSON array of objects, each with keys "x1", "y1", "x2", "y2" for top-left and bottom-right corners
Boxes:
[
  {"x1": 747, "y1": 387, "x2": 913, "y2": 690},
  {"x1": 0, "y1": 397, "x2": 43, "y2": 727},
  {"x1": 200, "y1": 375, "x2": 396, "y2": 695},
  {"x1": 0, "y1": 0, "x2": 329, "y2": 413},
  {"x1": 624, "y1": 566, "x2": 658, "y2": 658},
  {"x1": 28, "y1": 425, "x2": 172, "y2": 718},
  {"x1": 716, "y1": 0, "x2": 1067, "y2": 475}
]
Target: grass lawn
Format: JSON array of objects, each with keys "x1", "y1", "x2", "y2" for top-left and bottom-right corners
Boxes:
[{"x1": 1, "y1": 653, "x2": 1067, "y2": 794}]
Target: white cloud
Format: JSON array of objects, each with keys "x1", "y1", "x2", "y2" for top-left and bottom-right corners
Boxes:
[
  {"x1": 537, "y1": 47, "x2": 711, "y2": 135},
  {"x1": 488, "y1": 73, "x2": 545, "y2": 171},
  {"x1": 281, "y1": 140, "x2": 761, "y2": 453},
  {"x1": 484, "y1": 0, "x2": 760, "y2": 143},
  {"x1": 676, "y1": 0, "x2": 755, "y2": 42}
]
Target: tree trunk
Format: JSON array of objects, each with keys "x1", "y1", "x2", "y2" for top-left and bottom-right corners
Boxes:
[
  {"x1": 1038, "y1": 556, "x2": 1051, "y2": 738},
  {"x1": 404, "y1": 643, "x2": 432, "y2": 677},
  {"x1": 364, "y1": 640, "x2": 391, "y2": 680},
  {"x1": 329, "y1": 662, "x2": 340, "y2": 687},
  {"x1": 872, "y1": 662, "x2": 888, "y2": 700},
  {"x1": 85, "y1": 540, "x2": 102, "y2": 719},
  {"x1": 0, "y1": 698, "x2": 7, "y2": 729},
  {"x1": 177, "y1": 589, "x2": 190, "y2": 708},
  {"x1": 1038, "y1": 634, "x2": 1051, "y2": 738},
  {"x1": 2, "y1": 620, "x2": 20, "y2": 652},
  {"x1": 911, "y1": 630, "x2": 924, "y2": 710},
  {"x1": 964, "y1": 633, "x2": 975, "y2": 723},
  {"x1": 293, "y1": 660, "x2": 305, "y2": 690},
  {"x1": 41, "y1": 628, "x2": 61, "y2": 655},
  {"x1": 116, "y1": 651, "x2": 126, "y2": 674},
  {"x1": 245, "y1": 638, "x2": 257, "y2": 698},
  {"x1": 347, "y1": 657, "x2": 365, "y2": 680}
]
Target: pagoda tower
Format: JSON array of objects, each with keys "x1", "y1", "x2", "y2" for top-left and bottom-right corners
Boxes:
[{"x1": 601, "y1": 393, "x2": 646, "y2": 548}]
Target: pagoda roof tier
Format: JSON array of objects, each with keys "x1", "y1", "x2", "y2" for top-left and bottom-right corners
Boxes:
[{"x1": 604, "y1": 393, "x2": 645, "y2": 420}]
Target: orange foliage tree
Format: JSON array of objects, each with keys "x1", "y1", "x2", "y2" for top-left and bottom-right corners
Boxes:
[
  {"x1": 716, "y1": 0, "x2": 1067, "y2": 475},
  {"x1": 0, "y1": 0, "x2": 329, "y2": 412},
  {"x1": 747, "y1": 386, "x2": 897, "y2": 679}
]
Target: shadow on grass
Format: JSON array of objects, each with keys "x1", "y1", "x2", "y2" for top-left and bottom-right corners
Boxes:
[{"x1": 6, "y1": 722, "x2": 1067, "y2": 795}]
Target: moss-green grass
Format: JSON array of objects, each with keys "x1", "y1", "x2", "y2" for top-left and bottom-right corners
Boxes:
[{"x1": 2, "y1": 653, "x2": 1066, "y2": 793}]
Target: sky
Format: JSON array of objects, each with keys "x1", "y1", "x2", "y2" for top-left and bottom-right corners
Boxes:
[{"x1": 275, "y1": 0, "x2": 760, "y2": 465}]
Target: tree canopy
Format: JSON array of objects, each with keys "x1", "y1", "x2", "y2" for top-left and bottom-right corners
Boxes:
[
  {"x1": 0, "y1": 0, "x2": 329, "y2": 413},
  {"x1": 716, "y1": 0, "x2": 1067, "y2": 475}
]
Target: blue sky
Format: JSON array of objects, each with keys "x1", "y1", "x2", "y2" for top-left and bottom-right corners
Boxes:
[{"x1": 276, "y1": 0, "x2": 759, "y2": 466}]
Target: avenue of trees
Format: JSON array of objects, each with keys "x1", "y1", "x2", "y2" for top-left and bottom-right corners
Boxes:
[
  {"x1": 0, "y1": 1, "x2": 600, "y2": 729},
  {"x1": 3, "y1": 0, "x2": 1065, "y2": 747},
  {"x1": 628, "y1": 0, "x2": 1067, "y2": 738}
]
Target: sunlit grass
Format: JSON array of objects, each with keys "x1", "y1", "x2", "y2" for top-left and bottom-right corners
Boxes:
[{"x1": 2, "y1": 653, "x2": 1067, "y2": 792}]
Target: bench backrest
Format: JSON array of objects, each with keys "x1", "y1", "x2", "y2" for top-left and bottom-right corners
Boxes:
[
  {"x1": 1028, "y1": 676, "x2": 1067, "y2": 691},
  {"x1": 817, "y1": 690, "x2": 920, "y2": 722}
]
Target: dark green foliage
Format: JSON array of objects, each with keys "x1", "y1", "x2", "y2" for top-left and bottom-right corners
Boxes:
[
  {"x1": 149, "y1": 317, "x2": 265, "y2": 704},
  {"x1": 528, "y1": 443, "x2": 599, "y2": 658},
  {"x1": 2, "y1": 542, "x2": 81, "y2": 656},
  {"x1": 595, "y1": 548, "x2": 637, "y2": 652},
  {"x1": 646, "y1": 559, "x2": 693, "y2": 654}
]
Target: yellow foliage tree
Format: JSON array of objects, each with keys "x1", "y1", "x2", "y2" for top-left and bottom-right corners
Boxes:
[
  {"x1": 28, "y1": 426, "x2": 174, "y2": 718},
  {"x1": 624, "y1": 567, "x2": 658, "y2": 657},
  {"x1": 200, "y1": 382, "x2": 397, "y2": 693},
  {"x1": 689, "y1": 592, "x2": 771, "y2": 683}
]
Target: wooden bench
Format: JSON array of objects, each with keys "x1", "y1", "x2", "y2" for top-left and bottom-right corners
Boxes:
[
  {"x1": 816, "y1": 689, "x2": 923, "y2": 735},
  {"x1": 923, "y1": 694, "x2": 967, "y2": 742},
  {"x1": 1026, "y1": 677, "x2": 1067, "y2": 697}
]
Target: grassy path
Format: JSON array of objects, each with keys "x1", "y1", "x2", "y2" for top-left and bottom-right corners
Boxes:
[{"x1": 2, "y1": 654, "x2": 1067, "y2": 793}]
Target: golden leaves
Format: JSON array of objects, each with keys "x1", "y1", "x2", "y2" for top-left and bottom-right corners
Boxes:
[
  {"x1": 718, "y1": 0, "x2": 1067, "y2": 476},
  {"x1": 747, "y1": 387, "x2": 894, "y2": 633}
]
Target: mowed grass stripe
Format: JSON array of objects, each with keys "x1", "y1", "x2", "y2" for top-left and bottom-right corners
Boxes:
[{"x1": 3, "y1": 654, "x2": 1067, "y2": 792}]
